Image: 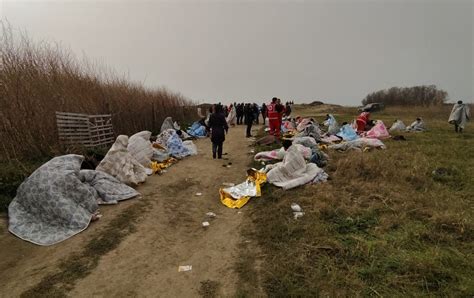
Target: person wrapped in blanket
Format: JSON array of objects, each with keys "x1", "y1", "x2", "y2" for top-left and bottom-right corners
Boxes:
[
  {"x1": 356, "y1": 112, "x2": 375, "y2": 133},
  {"x1": 406, "y1": 117, "x2": 426, "y2": 132},
  {"x1": 448, "y1": 100, "x2": 470, "y2": 133}
]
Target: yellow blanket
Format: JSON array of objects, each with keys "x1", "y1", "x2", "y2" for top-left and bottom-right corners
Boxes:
[{"x1": 220, "y1": 169, "x2": 267, "y2": 209}]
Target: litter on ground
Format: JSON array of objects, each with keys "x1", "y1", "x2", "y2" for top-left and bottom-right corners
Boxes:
[{"x1": 178, "y1": 265, "x2": 193, "y2": 272}]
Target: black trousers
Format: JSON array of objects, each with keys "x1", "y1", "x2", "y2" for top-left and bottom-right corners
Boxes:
[
  {"x1": 237, "y1": 114, "x2": 243, "y2": 125},
  {"x1": 212, "y1": 142, "x2": 223, "y2": 158},
  {"x1": 246, "y1": 122, "x2": 253, "y2": 137}
]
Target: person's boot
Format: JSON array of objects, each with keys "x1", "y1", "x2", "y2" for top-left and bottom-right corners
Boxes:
[
  {"x1": 455, "y1": 125, "x2": 458, "y2": 133},
  {"x1": 459, "y1": 128, "x2": 463, "y2": 133}
]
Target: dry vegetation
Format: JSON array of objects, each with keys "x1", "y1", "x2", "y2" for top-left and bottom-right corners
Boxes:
[
  {"x1": 0, "y1": 22, "x2": 195, "y2": 162},
  {"x1": 363, "y1": 85, "x2": 448, "y2": 106},
  {"x1": 237, "y1": 104, "x2": 473, "y2": 296}
]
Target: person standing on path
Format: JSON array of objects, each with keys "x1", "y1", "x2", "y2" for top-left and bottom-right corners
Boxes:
[
  {"x1": 244, "y1": 103, "x2": 255, "y2": 137},
  {"x1": 449, "y1": 100, "x2": 470, "y2": 133},
  {"x1": 285, "y1": 102, "x2": 292, "y2": 117},
  {"x1": 267, "y1": 97, "x2": 284, "y2": 138},
  {"x1": 236, "y1": 103, "x2": 244, "y2": 125},
  {"x1": 261, "y1": 103, "x2": 267, "y2": 124},
  {"x1": 253, "y1": 103, "x2": 260, "y2": 125},
  {"x1": 208, "y1": 104, "x2": 228, "y2": 159}
]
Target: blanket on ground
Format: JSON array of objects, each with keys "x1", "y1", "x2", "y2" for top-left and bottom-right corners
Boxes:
[
  {"x1": 266, "y1": 145, "x2": 326, "y2": 190},
  {"x1": 155, "y1": 129, "x2": 174, "y2": 148},
  {"x1": 96, "y1": 135, "x2": 147, "y2": 186},
  {"x1": 323, "y1": 114, "x2": 339, "y2": 135},
  {"x1": 406, "y1": 119, "x2": 426, "y2": 132},
  {"x1": 254, "y1": 144, "x2": 312, "y2": 161},
  {"x1": 8, "y1": 155, "x2": 139, "y2": 246},
  {"x1": 292, "y1": 136, "x2": 318, "y2": 149},
  {"x1": 337, "y1": 124, "x2": 359, "y2": 141},
  {"x1": 328, "y1": 137, "x2": 386, "y2": 151},
  {"x1": 166, "y1": 131, "x2": 194, "y2": 158},
  {"x1": 160, "y1": 117, "x2": 175, "y2": 133},
  {"x1": 364, "y1": 120, "x2": 390, "y2": 139},
  {"x1": 389, "y1": 120, "x2": 406, "y2": 132},
  {"x1": 79, "y1": 170, "x2": 140, "y2": 205},
  {"x1": 128, "y1": 131, "x2": 153, "y2": 167},
  {"x1": 187, "y1": 122, "x2": 207, "y2": 138},
  {"x1": 320, "y1": 135, "x2": 342, "y2": 144}
]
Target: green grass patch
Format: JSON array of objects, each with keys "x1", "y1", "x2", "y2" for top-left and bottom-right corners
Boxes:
[{"x1": 240, "y1": 105, "x2": 474, "y2": 296}]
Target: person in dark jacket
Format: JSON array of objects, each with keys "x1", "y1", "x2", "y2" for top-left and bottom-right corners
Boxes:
[
  {"x1": 285, "y1": 102, "x2": 292, "y2": 117},
  {"x1": 208, "y1": 104, "x2": 229, "y2": 159},
  {"x1": 261, "y1": 103, "x2": 267, "y2": 123},
  {"x1": 244, "y1": 103, "x2": 255, "y2": 137},
  {"x1": 253, "y1": 103, "x2": 260, "y2": 124},
  {"x1": 236, "y1": 103, "x2": 244, "y2": 125}
]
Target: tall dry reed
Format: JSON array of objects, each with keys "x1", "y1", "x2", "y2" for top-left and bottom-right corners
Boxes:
[{"x1": 0, "y1": 22, "x2": 195, "y2": 161}]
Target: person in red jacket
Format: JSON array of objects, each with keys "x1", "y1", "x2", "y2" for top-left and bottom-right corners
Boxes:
[
  {"x1": 267, "y1": 97, "x2": 284, "y2": 138},
  {"x1": 356, "y1": 112, "x2": 370, "y2": 133}
]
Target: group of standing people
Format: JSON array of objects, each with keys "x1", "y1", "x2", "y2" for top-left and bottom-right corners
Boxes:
[{"x1": 206, "y1": 99, "x2": 293, "y2": 159}]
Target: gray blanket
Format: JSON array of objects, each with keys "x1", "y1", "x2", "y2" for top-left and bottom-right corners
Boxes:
[{"x1": 8, "y1": 154, "x2": 139, "y2": 246}]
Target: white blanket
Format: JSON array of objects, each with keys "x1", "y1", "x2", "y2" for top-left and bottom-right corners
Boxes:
[
  {"x1": 448, "y1": 103, "x2": 470, "y2": 129},
  {"x1": 266, "y1": 145, "x2": 325, "y2": 190},
  {"x1": 406, "y1": 119, "x2": 426, "y2": 132},
  {"x1": 128, "y1": 131, "x2": 153, "y2": 167},
  {"x1": 389, "y1": 120, "x2": 406, "y2": 132},
  {"x1": 96, "y1": 135, "x2": 147, "y2": 186}
]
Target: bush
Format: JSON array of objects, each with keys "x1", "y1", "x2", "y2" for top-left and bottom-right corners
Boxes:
[{"x1": 362, "y1": 85, "x2": 448, "y2": 106}]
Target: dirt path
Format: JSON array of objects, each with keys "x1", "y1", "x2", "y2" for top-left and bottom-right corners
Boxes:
[{"x1": 0, "y1": 124, "x2": 259, "y2": 297}]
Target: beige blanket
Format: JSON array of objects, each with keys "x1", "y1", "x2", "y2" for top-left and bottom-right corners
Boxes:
[{"x1": 97, "y1": 135, "x2": 147, "y2": 186}]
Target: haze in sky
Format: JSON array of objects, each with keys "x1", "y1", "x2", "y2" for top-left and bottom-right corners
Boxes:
[{"x1": 1, "y1": 0, "x2": 473, "y2": 105}]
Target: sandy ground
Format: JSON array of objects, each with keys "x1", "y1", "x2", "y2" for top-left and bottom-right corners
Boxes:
[{"x1": 0, "y1": 124, "x2": 259, "y2": 297}]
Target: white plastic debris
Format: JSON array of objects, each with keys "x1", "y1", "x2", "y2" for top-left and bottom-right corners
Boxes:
[
  {"x1": 291, "y1": 203, "x2": 302, "y2": 212},
  {"x1": 250, "y1": 149, "x2": 255, "y2": 153},
  {"x1": 195, "y1": 192, "x2": 202, "y2": 196},
  {"x1": 206, "y1": 212, "x2": 216, "y2": 218},
  {"x1": 178, "y1": 265, "x2": 192, "y2": 272},
  {"x1": 202, "y1": 221, "x2": 210, "y2": 227},
  {"x1": 293, "y1": 211, "x2": 305, "y2": 219}
]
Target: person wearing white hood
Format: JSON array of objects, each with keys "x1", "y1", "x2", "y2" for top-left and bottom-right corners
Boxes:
[{"x1": 448, "y1": 100, "x2": 470, "y2": 133}]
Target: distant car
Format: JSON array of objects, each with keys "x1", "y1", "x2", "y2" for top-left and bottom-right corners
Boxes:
[{"x1": 358, "y1": 103, "x2": 385, "y2": 112}]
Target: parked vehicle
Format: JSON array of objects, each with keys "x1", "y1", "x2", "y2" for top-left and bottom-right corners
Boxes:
[{"x1": 358, "y1": 102, "x2": 385, "y2": 112}]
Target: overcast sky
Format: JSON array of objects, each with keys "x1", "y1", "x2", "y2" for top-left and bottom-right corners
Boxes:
[{"x1": 1, "y1": 0, "x2": 472, "y2": 105}]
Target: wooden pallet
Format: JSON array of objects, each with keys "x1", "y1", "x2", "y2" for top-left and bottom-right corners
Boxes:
[{"x1": 56, "y1": 112, "x2": 115, "y2": 148}]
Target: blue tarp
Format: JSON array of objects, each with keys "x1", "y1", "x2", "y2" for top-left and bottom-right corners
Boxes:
[{"x1": 336, "y1": 124, "x2": 359, "y2": 141}]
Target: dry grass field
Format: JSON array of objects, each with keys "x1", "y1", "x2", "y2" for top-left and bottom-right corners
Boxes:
[{"x1": 236, "y1": 104, "x2": 473, "y2": 297}]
